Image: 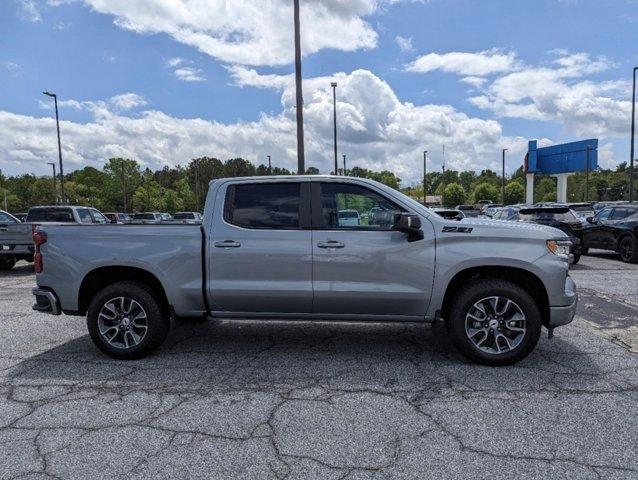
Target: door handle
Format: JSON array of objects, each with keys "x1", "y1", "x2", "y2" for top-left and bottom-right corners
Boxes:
[
  {"x1": 317, "y1": 241, "x2": 345, "y2": 249},
  {"x1": 214, "y1": 240, "x2": 241, "y2": 248}
]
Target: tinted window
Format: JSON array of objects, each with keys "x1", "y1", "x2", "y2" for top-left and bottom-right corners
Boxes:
[
  {"x1": 596, "y1": 208, "x2": 613, "y2": 222},
  {"x1": 519, "y1": 210, "x2": 576, "y2": 222},
  {"x1": 320, "y1": 183, "x2": 402, "y2": 230},
  {"x1": 26, "y1": 208, "x2": 74, "y2": 222},
  {"x1": 226, "y1": 183, "x2": 300, "y2": 229},
  {"x1": 174, "y1": 212, "x2": 195, "y2": 220},
  {"x1": 0, "y1": 212, "x2": 18, "y2": 223},
  {"x1": 611, "y1": 208, "x2": 637, "y2": 220},
  {"x1": 133, "y1": 213, "x2": 156, "y2": 220},
  {"x1": 77, "y1": 208, "x2": 93, "y2": 224}
]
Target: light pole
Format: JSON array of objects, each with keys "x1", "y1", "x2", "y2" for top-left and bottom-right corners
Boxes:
[
  {"x1": 267, "y1": 155, "x2": 272, "y2": 174},
  {"x1": 293, "y1": 0, "x2": 305, "y2": 174},
  {"x1": 630, "y1": 66, "x2": 637, "y2": 203},
  {"x1": 585, "y1": 145, "x2": 590, "y2": 202},
  {"x1": 331, "y1": 82, "x2": 338, "y2": 175},
  {"x1": 342, "y1": 154, "x2": 346, "y2": 176},
  {"x1": 423, "y1": 150, "x2": 428, "y2": 205},
  {"x1": 43, "y1": 91, "x2": 65, "y2": 205},
  {"x1": 47, "y1": 162, "x2": 56, "y2": 204},
  {"x1": 502, "y1": 148, "x2": 508, "y2": 204}
]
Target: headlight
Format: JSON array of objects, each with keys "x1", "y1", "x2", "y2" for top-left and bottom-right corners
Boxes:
[{"x1": 546, "y1": 239, "x2": 571, "y2": 256}]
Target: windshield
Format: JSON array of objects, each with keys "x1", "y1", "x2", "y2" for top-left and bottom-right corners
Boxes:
[{"x1": 0, "y1": 211, "x2": 18, "y2": 223}]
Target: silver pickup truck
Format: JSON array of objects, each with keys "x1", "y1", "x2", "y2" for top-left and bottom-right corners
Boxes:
[{"x1": 32, "y1": 176, "x2": 577, "y2": 365}]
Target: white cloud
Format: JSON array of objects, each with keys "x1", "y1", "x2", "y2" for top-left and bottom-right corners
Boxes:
[
  {"x1": 460, "y1": 76, "x2": 487, "y2": 89},
  {"x1": 17, "y1": 0, "x2": 41, "y2": 22},
  {"x1": 467, "y1": 52, "x2": 630, "y2": 137},
  {"x1": 173, "y1": 67, "x2": 205, "y2": 82},
  {"x1": 109, "y1": 93, "x2": 147, "y2": 111},
  {"x1": 406, "y1": 50, "x2": 518, "y2": 76},
  {"x1": 2, "y1": 62, "x2": 21, "y2": 76},
  {"x1": 0, "y1": 69, "x2": 532, "y2": 179},
  {"x1": 166, "y1": 57, "x2": 184, "y2": 68},
  {"x1": 395, "y1": 36, "x2": 413, "y2": 53},
  {"x1": 53, "y1": 0, "x2": 390, "y2": 66}
]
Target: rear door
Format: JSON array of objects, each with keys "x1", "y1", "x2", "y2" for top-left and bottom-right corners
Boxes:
[
  {"x1": 208, "y1": 180, "x2": 313, "y2": 314},
  {"x1": 311, "y1": 181, "x2": 435, "y2": 317}
]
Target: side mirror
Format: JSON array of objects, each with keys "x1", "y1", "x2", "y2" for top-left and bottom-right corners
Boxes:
[
  {"x1": 393, "y1": 213, "x2": 424, "y2": 242},
  {"x1": 586, "y1": 216, "x2": 593, "y2": 224}
]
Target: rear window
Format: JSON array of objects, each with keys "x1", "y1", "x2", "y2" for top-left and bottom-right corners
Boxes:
[
  {"x1": 133, "y1": 213, "x2": 156, "y2": 220},
  {"x1": 569, "y1": 204, "x2": 593, "y2": 212},
  {"x1": 519, "y1": 210, "x2": 577, "y2": 222},
  {"x1": 26, "y1": 208, "x2": 74, "y2": 223},
  {"x1": 338, "y1": 211, "x2": 359, "y2": 219},
  {"x1": 457, "y1": 205, "x2": 474, "y2": 211},
  {"x1": 225, "y1": 183, "x2": 300, "y2": 229},
  {"x1": 174, "y1": 213, "x2": 195, "y2": 220}
]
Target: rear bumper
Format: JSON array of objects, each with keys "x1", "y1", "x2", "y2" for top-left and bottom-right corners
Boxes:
[
  {"x1": 548, "y1": 275, "x2": 577, "y2": 328},
  {"x1": 32, "y1": 287, "x2": 61, "y2": 315}
]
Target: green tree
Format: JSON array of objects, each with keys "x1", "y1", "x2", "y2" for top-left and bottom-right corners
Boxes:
[
  {"x1": 504, "y1": 182, "x2": 525, "y2": 205},
  {"x1": 472, "y1": 182, "x2": 500, "y2": 203},
  {"x1": 443, "y1": 182, "x2": 466, "y2": 207}
]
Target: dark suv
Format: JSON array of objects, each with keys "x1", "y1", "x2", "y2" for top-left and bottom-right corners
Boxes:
[{"x1": 582, "y1": 204, "x2": 638, "y2": 263}]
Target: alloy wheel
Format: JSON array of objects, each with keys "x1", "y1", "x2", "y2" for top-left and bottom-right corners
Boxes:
[
  {"x1": 97, "y1": 297, "x2": 148, "y2": 350},
  {"x1": 465, "y1": 296, "x2": 526, "y2": 354}
]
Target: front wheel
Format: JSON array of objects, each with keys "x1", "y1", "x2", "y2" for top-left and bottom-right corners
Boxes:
[
  {"x1": 572, "y1": 253, "x2": 581, "y2": 264},
  {"x1": 448, "y1": 279, "x2": 542, "y2": 366},
  {"x1": 87, "y1": 281, "x2": 170, "y2": 359},
  {"x1": 618, "y1": 235, "x2": 638, "y2": 264}
]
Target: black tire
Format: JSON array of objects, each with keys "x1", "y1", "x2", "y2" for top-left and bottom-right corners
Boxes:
[
  {"x1": 572, "y1": 253, "x2": 581, "y2": 264},
  {"x1": 87, "y1": 281, "x2": 170, "y2": 360},
  {"x1": 0, "y1": 257, "x2": 16, "y2": 271},
  {"x1": 581, "y1": 247, "x2": 589, "y2": 255},
  {"x1": 618, "y1": 235, "x2": 638, "y2": 264},
  {"x1": 448, "y1": 279, "x2": 542, "y2": 366}
]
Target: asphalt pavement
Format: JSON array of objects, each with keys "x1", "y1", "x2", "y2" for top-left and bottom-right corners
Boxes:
[{"x1": 0, "y1": 253, "x2": 636, "y2": 479}]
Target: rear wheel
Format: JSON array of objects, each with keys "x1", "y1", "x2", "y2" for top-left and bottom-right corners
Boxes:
[
  {"x1": 87, "y1": 281, "x2": 170, "y2": 359},
  {"x1": 0, "y1": 258, "x2": 16, "y2": 271},
  {"x1": 448, "y1": 279, "x2": 542, "y2": 366},
  {"x1": 618, "y1": 235, "x2": 638, "y2": 263}
]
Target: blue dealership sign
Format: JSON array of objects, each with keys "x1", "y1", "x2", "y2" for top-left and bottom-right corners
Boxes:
[{"x1": 526, "y1": 139, "x2": 598, "y2": 174}]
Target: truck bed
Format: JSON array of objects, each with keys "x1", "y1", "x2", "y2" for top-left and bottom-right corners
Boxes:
[{"x1": 36, "y1": 223, "x2": 206, "y2": 317}]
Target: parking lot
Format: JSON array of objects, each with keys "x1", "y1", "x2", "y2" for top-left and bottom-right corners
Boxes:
[{"x1": 0, "y1": 252, "x2": 636, "y2": 480}]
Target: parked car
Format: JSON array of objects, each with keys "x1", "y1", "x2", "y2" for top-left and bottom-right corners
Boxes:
[
  {"x1": 0, "y1": 206, "x2": 108, "y2": 270},
  {"x1": 0, "y1": 210, "x2": 27, "y2": 270},
  {"x1": 131, "y1": 212, "x2": 163, "y2": 224},
  {"x1": 516, "y1": 207, "x2": 583, "y2": 263},
  {"x1": 455, "y1": 205, "x2": 481, "y2": 217},
  {"x1": 32, "y1": 175, "x2": 577, "y2": 366},
  {"x1": 337, "y1": 209, "x2": 361, "y2": 226},
  {"x1": 172, "y1": 212, "x2": 203, "y2": 223},
  {"x1": 433, "y1": 208, "x2": 465, "y2": 221},
  {"x1": 582, "y1": 204, "x2": 638, "y2": 263},
  {"x1": 104, "y1": 213, "x2": 132, "y2": 224},
  {"x1": 474, "y1": 200, "x2": 493, "y2": 210},
  {"x1": 481, "y1": 204, "x2": 503, "y2": 218},
  {"x1": 492, "y1": 206, "x2": 521, "y2": 221}
]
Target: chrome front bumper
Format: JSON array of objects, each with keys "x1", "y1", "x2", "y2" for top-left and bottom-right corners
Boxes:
[{"x1": 32, "y1": 287, "x2": 61, "y2": 315}]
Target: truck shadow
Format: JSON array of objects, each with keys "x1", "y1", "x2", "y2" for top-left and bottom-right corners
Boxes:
[
  {"x1": 0, "y1": 262, "x2": 34, "y2": 278},
  {"x1": 9, "y1": 319, "x2": 604, "y2": 391}
]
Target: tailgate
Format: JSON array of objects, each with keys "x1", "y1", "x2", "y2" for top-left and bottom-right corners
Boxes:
[{"x1": 0, "y1": 223, "x2": 32, "y2": 245}]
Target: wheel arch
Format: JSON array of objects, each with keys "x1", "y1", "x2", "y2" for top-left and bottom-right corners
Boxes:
[
  {"x1": 77, "y1": 266, "x2": 170, "y2": 316},
  {"x1": 440, "y1": 266, "x2": 550, "y2": 327}
]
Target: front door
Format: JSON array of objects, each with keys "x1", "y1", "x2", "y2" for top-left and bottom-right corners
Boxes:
[
  {"x1": 311, "y1": 181, "x2": 435, "y2": 318},
  {"x1": 583, "y1": 208, "x2": 612, "y2": 248},
  {"x1": 208, "y1": 181, "x2": 313, "y2": 314}
]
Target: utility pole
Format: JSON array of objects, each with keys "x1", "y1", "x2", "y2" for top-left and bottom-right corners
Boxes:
[
  {"x1": 502, "y1": 148, "x2": 508, "y2": 204},
  {"x1": 43, "y1": 92, "x2": 65, "y2": 205},
  {"x1": 267, "y1": 155, "x2": 272, "y2": 174},
  {"x1": 342, "y1": 154, "x2": 346, "y2": 176},
  {"x1": 120, "y1": 160, "x2": 128, "y2": 212},
  {"x1": 331, "y1": 82, "x2": 338, "y2": 175},
  {"x1": 423, "y1": 151, "x2": 428, "y2": 205},
  {"x1": 47, "y1": 162, "x2": 56, "y2": 204},
  {"x1": 293, "y1": 0, "x2": 305, "y2": 174},
  {"x1": 630, "y1": 66, "x2": 637, "y2": 203}
]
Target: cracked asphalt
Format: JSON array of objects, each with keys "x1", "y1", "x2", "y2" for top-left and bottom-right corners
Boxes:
[{"x1": 1, "y1": 251, "x2": 636, "y2": 479}]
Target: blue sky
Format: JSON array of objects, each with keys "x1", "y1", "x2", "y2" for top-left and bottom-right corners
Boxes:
[{"x1": 1, "y1": 0, "x2": 637, "y2": 183}]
